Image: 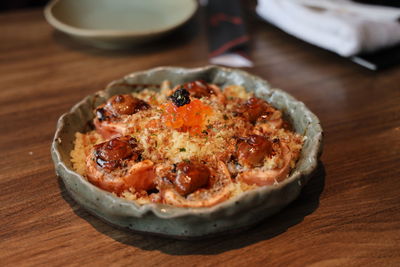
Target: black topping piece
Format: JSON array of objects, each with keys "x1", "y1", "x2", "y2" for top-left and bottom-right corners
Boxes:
[
  {"x1": 170, "y1": 87, "x2": 191, "y2": 107},
  {"x1": 96, "y1": 107, "x2": 108, "y2": 122}
]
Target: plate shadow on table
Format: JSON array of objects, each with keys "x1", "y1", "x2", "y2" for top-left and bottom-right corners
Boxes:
[
  {"x1": 58, "y1": 161, "x2": 325, "y2": 255},
  {"x1": 51, "y1": 11, "x2": 201, "y2": 58}
]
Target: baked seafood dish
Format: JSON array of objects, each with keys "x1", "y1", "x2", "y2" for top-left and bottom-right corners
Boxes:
[
  {"x1": 71, "y1": 80, "x2": 304, "y2": 208},
  {"x1": 52, "y1": 66, "x2": 322, "y2": 238}
]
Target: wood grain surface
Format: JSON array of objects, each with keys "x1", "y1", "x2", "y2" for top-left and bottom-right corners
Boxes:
[{"x1": 1, "y1": 6, "x2": 400, "y2": 267}]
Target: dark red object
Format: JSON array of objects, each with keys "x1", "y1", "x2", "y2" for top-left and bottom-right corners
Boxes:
[{"x1": 206, "y1": 0, "x2": 250, "y2": 58}]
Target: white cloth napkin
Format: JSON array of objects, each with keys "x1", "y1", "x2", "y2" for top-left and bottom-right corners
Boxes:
[{"x1": 257, "y1": 0, "x2": 400, "y2": 56}]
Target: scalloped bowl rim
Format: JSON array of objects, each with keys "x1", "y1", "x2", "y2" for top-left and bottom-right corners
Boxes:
[{"x1": 51, "y1": 66, "x2": 323, "y2": 234}]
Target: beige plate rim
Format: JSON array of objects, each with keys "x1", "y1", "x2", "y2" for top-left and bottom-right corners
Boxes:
[{"x1": 44, "y1": 0, "x2": 198, "y2": 38}]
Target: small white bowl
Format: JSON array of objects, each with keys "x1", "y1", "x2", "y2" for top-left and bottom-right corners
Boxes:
[{"x1": 44, "y1": 0, "x2": 198, "y2": 49}]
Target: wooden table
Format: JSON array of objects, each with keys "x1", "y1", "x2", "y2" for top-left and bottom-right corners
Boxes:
[{"x1": 1, "y1": 6, "x2": 399, "y2": 266}]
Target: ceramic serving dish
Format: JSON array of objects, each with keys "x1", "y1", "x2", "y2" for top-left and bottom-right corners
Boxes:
[
  {"x1": 51, "y1": 66, "x2": 323, "y2": 239},
  {"x1": 44, "y1": 0, "x2": 198, "y2": 49}
]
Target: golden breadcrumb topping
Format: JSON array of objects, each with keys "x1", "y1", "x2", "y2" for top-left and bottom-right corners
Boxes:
[{"x1": 71, "y1": 81, "x2": 304, "y2": 207}]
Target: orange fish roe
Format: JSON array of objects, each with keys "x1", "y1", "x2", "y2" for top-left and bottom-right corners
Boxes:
[{"x1": 162, "y1": 99, "x2": 213, "y2": 135}]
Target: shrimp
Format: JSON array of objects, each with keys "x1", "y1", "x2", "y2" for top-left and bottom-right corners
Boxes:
[
  {"x1": 86, "y1": 136, "x2": 156, "y2": 194},
  {"x1": 170, "y1": 80, "x2": 226, "y2": 104},
  {"x1": 237, "y1": 97, "x2": 283, "y2": 128},
  {"x1": 169, "y1": 161, "x2": 211, "y2": 196},
  {"x1": 237, "y1": 135, "x2": 273, "y2": 168},
  {"x1": 237, "y1": 143, "x2": 292, "y2": 186},
  {"x1": 93, "y1": 94, "x2": 150, "y2": 139},
  {"x1": 160, "y1": 161, "x2": 234, "y2": 207}
]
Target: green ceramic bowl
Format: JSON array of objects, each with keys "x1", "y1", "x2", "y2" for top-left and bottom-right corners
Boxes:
[
  {"x1": 44, "y1": 0, "x2": 198, "y2": 49},
  {"x1": 51, "y1": 66, "x2": 323, "y2": 239}
]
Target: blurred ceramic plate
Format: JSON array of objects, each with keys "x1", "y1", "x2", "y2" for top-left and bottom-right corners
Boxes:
[
  {"x1": 51, "y1": 66, "x2": 323, "y2": 239},
  {"x1": 44, "y1": 0, "x2": 198, "y2": 49}
]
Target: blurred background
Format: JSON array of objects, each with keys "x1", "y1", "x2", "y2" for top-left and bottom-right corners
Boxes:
[
  {"x1": 0, "y1": 0, "x2": 49, "y2": 11},
  {"x1": 1, "y1": 0, "x2": 400, "y2": 266}
]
